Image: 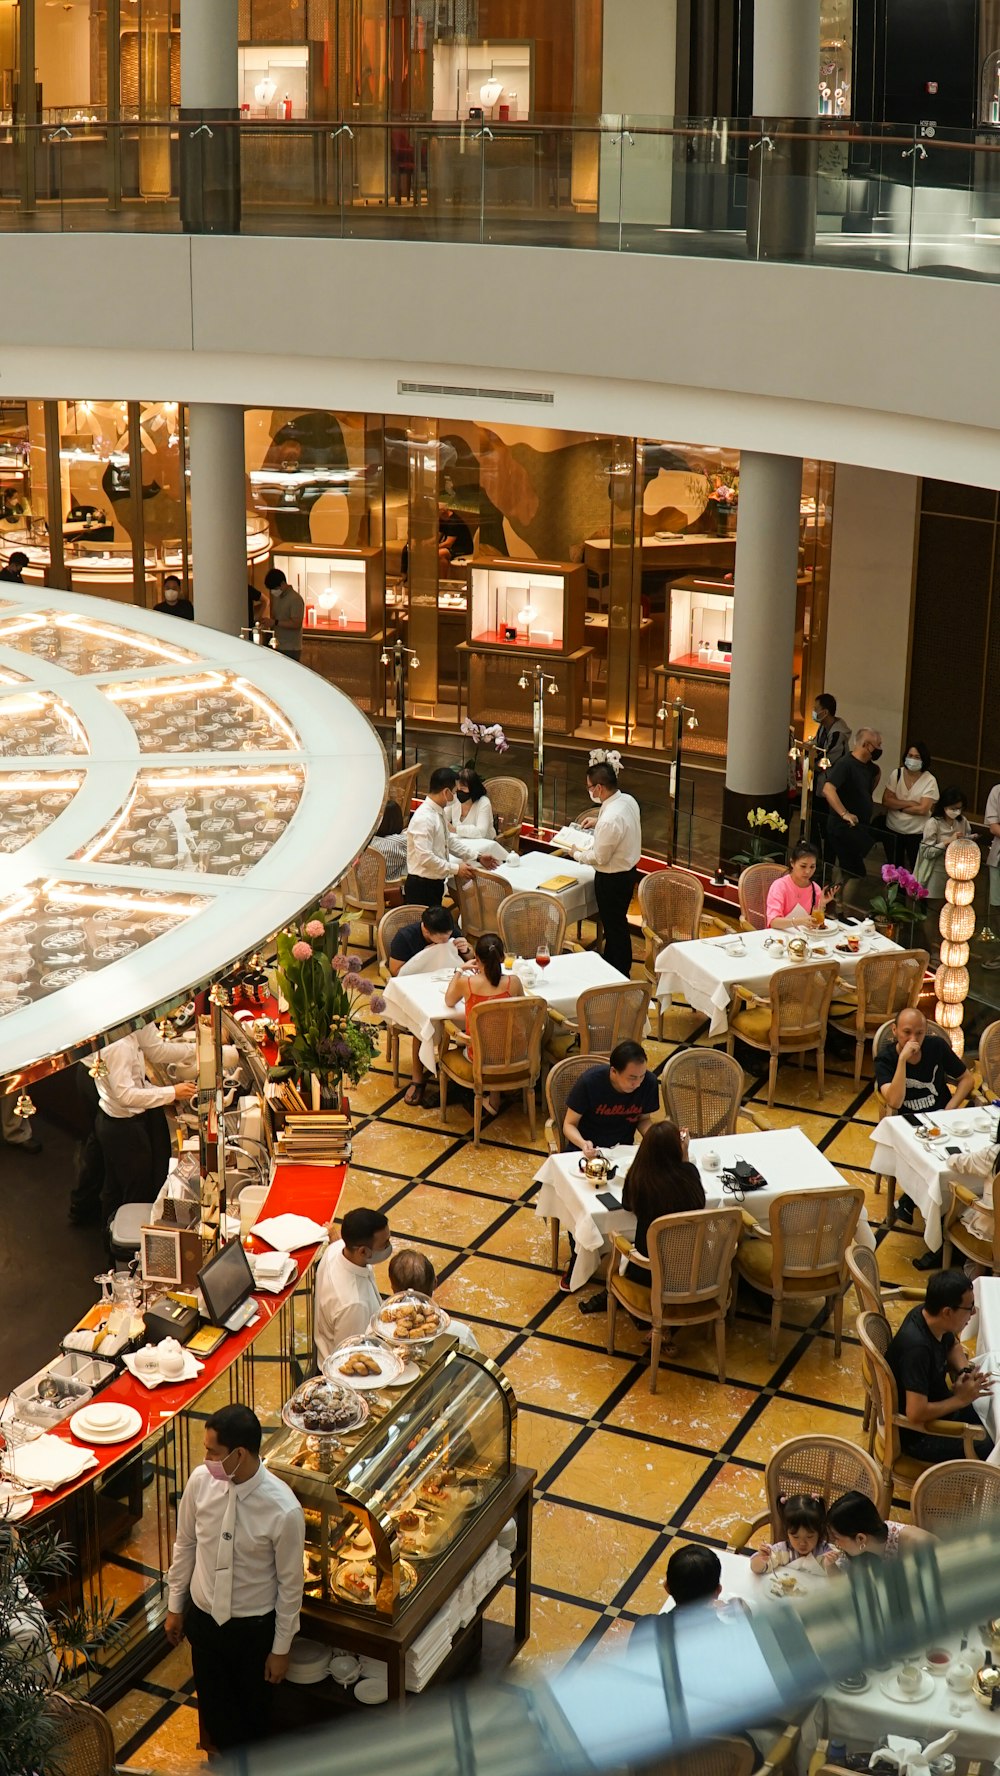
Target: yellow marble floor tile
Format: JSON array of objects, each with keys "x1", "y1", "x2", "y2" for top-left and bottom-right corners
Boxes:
[
  {"x1": 429, "y1": 1143, "x2": 538, "y2": 1199},
  {"x1": 349, "y1": 1120, "x2": 458, "y2": 1177},
  {"x1": 390, "y1": 1182, "x2": 505, "y2": 1247},
  {"x1": 338, "y1": 1168, "x2": 413, "y2": 1212},
  {"x1": 682, "y1": 1461, "x2": 766, "y2": 1543},
  {"x1": 530, "y1": 1497, "x2": 661, "y2": 1605},
  {"x1": 123, "y1": 1700, "x2": 204, "y2": 1771},
  {"x1": 659, "y1": 1005, "x2": 710, "y2": 1042},
  {"x1": 877, "y1": 1229, "x2": 928, "y2": 1287},
  {"x1": 106, "y1": 1688, "x2": 169, "y2": 1755},
  {"x1": 434, "y1": 1254, "x2": 558, "y2": 1327},
  {"x1": 824, "y1": 1123, "x2": 884, "y2": 1168},
  {"x1": 604, "y1": 1370, "x2": 757, "y2": 1447},
  {"x1": 500, "y1": 1339, "x2": 636, "y2": 1420},
  {"x1": 853, "y1": 1091, "x2": 882, "y2": 1124},
  {"x1": 539, "y1": 1293, "x2": 639, "y2": 1352},
  {"x1": 480, "y1": 1102, "x2": 548, "y2": 1153},
  {"x1": 99, "y1": 1560, "x2": 162, "y2": 1617},
  {"x1": 779, "y1": 1338, "x2": 867, "y2": 1410},
  {"x1": 143, "y1": 1641, "x2": 195, "y2": 1690},
  {"x1": 467, "y1": 1320, "x2": 516, "y2": 1361},
  {"x1": 382, "y1": 1093, "x2": 475, "y2": 1136},
  {"x1": 683, "y1": 1315, "x2": 797, "y2": 1387},
  {"x1": 481, "y1": 1206, "x2": 563, "y2": 1269},
  {"x1": 386, "y1": 1235, "x2": 460, "y2": 1283},
  {"x1": 514, "y1": 1406, "x2": 584, "y2": 1485},
  {"x1": 619, "y1": 1534, "x2": 684, "y2": 1614},
  {"x1": 741, "y1": 1104, "x2": 840, "y2": 1145},
  {"x1": 347, "y1": 1071, "x2": 406, "y2": 1116},
  {"x1": 508, "y1": 1591, "x2": 605, "y2": 1675},
  {"x1": 732, "y1": 1395, "x2": 865, "y2": 1466},
  {"x1": 768, "y1": 1070, "x2": 865, "y2": 1116},
  {"x1": 552, "y1": 1428, "x2": 709, "y2": 1527},
  {"x1": 585, "y1": 1613, "x2": 635, "y2": 1658}
]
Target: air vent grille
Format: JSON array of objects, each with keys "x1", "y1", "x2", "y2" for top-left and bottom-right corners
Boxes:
[{"x1": 398, "y1": 380, "x2": 554, "y2": 405}]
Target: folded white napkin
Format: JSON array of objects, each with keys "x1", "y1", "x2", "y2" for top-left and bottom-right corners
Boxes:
[
  {"x1": 122, "y1": 1349, "x2": 204, "y2": 1390},
  {"x1": 397, "y1": 940, "x2": 464, "y2": 980},
  {"x1": 251, "y1": 1213, "x2": 327, "y2": 1252},
  {"x1": 9, "y1": 1435, "x2": 99, "y2": 1489},
  {"x1": 250, "y1": 1252, "x2": 297, "y2": 1294}
]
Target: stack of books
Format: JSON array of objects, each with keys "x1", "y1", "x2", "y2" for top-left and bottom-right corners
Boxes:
[{"x1": 274, "y1": 1112, "x2": 353, "y2": 1166}]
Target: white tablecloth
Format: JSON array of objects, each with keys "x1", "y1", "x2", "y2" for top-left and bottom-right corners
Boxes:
[
  {"x1": 870, "y1": 1106, "x2": 998, "y2": 1251},
  {"x1": 817, "y1": 1627, "x2": 1000, "y2": 1761},
  {"x1": 496, "y1": 849, "x2": 597, "y2": 928},
  {"x1": 533, "y1": 1124, "x2": 874, "y2": 1290},
  {"x1": 654, "y1": 927, "x2": 902, "y2": 1038},
  {"x1": 381, "y1": 951, "x2": 625, "y2": 1077}
]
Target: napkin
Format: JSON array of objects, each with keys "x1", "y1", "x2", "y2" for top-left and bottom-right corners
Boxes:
[
  {"x1": 250, "y1": 1252, "x2": 297, "y2": 1294},
  {"x1": 122, "y1": 1349, "x2": 205, "y2": 1390},
  {"x1": 250, "y1": 1213, "x2": 328, "y2": 1252},
  {"x1": 8, "y1": 1435, "x2": 99, "y2": 1489},
  {"x1": 396, "y1": 940, "x2": 464, "y2": 980}
]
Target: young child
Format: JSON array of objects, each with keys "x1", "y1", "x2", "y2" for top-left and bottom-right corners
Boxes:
[{"x1": 749, "y1": 1493, "x2": 833, "y2": 1574}]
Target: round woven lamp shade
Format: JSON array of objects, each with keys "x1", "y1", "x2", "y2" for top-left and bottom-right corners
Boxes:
[
  {"x1": 935, "y1": 1001, "x2": 964, "y2": 1030},
  {"x1": 951, "y1": 1029, "x2": 966, "y2": 1059},
  {"x1": 939, "y1": 902, "x2": 976, "y2": 943},
  {"x1": 946, "y1": 838, "x2": 982, "y2": 881},
  {"x1": 939, "y1": 939, "x2": 970, "y2": 968},
  {"x1": 935, "y1": 964, "x2": 970, "y2": 1004},
  {"x1": 945, "y1": 878, "x2": 976, "y2": 907}
]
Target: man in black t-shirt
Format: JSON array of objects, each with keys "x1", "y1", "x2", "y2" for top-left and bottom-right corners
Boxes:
[
  {"x1": 822, "y1": 727, "x2": 881, "y2": 878},
  {"x1": 886, "y1": 1269, "x2": 992, "y2": 1462},
  {"x1": 388, "y1": 906, "x2": 470, "y2": 1107},
  {"x1": 564, "y1": 1041, "x2": 659, "y2": 1157},
  {"x1": 874, "y1": 1007, "x2": 974, "y2": 1254}
]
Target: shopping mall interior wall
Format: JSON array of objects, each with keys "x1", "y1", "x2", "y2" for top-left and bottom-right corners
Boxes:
[
  {"x1": 822, "y1": 464, "x2": 918, "y2": 780},
  {"x1": 6, "y1": 234, "x2": 1000, "y2": 487}
]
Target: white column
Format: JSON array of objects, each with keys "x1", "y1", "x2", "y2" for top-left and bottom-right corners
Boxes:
[
  {"x1": 180, "y1": 0, "x2": 238, "y2": 109},
  {"x1": 752, "y1": 0, "x2": 820, "y2": 115},
  {"x1": 599, "y1": 0, "x2": 679, "y2": 225},
  {"x1": 725, "y1": 453, "x2": 802, "y2": 799},
  {"x1": 187, "y1": 404, "x2": 248, "y2": 636}
]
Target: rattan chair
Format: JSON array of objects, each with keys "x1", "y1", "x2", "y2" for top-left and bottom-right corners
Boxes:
[
  {"x1": 484, "y1": 775, "x2": 529, "y2": 851},
  {"x1": 726, "y1": 1434, "x2": 883, "y2": 1551},
  {"x1": 42, "y1": 1694, "x2": 118, "y2": 1776},
  {"x1": 737, "y1": 862, "x2": 786, "y2": 932},
  {"x1": 439, "y1": 995, "x2": 547, "y2": 1146},
  {"x1": 734, "y1": 1184, "x2": 864, "y2": 1359},
  {"x1": 386, "y1": 763, "x2": 420, "y2": 825},
  {"x1": 910, "y1": 1459, "x2": 1000, "y2": 1535},
  {"x1": 577, "y1": 981, "x2": 650, "y2": 1053},
  {"x1": 828, "y1": 948, "x2": 929, "y2": 1085},
  {"x1": 645, "y1": 1738, "x2": 757, "y2": 1776},
  {"x1": 339, "y1": 846, "x2": 403, "y2": 950},
  {"x1": 660, "y1": 1049, "x2": 767, "y2": 1139},
  {"x1": 846, "y1": 1244, "x2": 922, "y2": 1450},
  {"x1": 608, "y1": 1205, "x2": 742, "y2": 1391},
  {"x1": 857, "y1": 1309, "x2": 982, "y2": 1511},
  {"x1": 942, "y1": 1175, "x2": 1000, "y2": 1275},
  {"x1": 869, "y1": 1017, "x2": 896, "y2": 1206},
  {"x1": 376, "y1": 904, "x2": 431, "y2": 1086},
  {"x1": 979, "y1": 1020, "x2": 1000, "y2": 1098},
  {"x1": 497, "y1": 891, "x2": 568, "y2": 959},
  {"x1": 725, "y1": 960, "x2": 840, "y2": 1107},
  {"x1": 454, "y1": 867, "x2": 513, "y2": 941},
  {"x1": 543, "y1": 1052, "x2": 610, "y2": 1271}
]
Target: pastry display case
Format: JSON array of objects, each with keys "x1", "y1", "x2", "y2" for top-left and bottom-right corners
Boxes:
[{"x1": 264, "y1": 1340, "x2": 516, "y2": 1623}]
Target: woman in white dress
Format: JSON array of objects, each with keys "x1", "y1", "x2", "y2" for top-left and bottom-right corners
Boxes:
[
  {"x1": 882, "y1": 739, "x2": 938, "y2": 872},
  {"x1": 446, "y1": 768, "x2": 504, "y2": 862}
]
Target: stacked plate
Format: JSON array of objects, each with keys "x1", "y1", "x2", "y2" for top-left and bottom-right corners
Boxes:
[
  {"x1": 69, "y1": 1402, "x2": 143, "y2": 1445},
  {"x1": 286, "y1": 1637, "x2": 333, "y2": 1686}
]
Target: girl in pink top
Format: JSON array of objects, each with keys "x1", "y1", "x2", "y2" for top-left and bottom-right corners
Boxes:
[{"x1": 765, "y1": 841, "x2": 837, "y2": 928}]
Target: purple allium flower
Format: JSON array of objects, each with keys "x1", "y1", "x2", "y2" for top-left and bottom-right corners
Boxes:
[
  {"x1": 369, "y1": 994, "x2": 387, "y2": 1015},
  {"x1": 345, "y1": 953, "x2": 363, "y2": 973}
]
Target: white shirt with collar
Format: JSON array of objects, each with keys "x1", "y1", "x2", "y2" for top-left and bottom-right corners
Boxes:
[
  {"x1": 574, "y1": 790, "x2": 642, "y2": 874},
  {"x1": 406, "y1": 796, "x2": 464, "y2": 882},
  {"x1": 314, "y1": 1239, "x2": 384, "y2": 1364},
  {"x1": 96, "y1": 1026, "x2": 198, "y2": 1119},
  {"x1": 166, "y1": 1461, "x2": 305, "y2": 1655}
]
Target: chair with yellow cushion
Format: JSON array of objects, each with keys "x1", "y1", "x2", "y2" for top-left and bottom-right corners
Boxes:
[
  {"x1": 910, "y1": 1459, "x2": 1000, "y2": 1535},
  {"x1": 543, "y1": 1051, "x2": 610, "y2": 1271},
  {"x1": 734, "y1": 1184, "x2": 864, "y2": 1360},
  {"x1": 660, "y1": 1048, "x2": 771, "y2": 1139},
  {"x1": 737, "y1": 862, "x2": 786, "y2": 932},
  {"x1": 454, "y1": 866, "x2": 513, "y2": 942},
  {"x1": 497, "y1": 891, "x2": 568, "y2": 959},
  {"x1": 725, "y1": 1433, "x2": 883, "y2": 1552},
  {"x1": 483, "y1": 775, "x2": 529, "y2": 852},
  {"x1": 638, "y1": 865, "x2": 726, "y2": 1034},
  {"x1": 577, "y1": 981, "x2": 650, "y2": 1053},
  {"x1": 386, "y1": 763, "x2": 420, "y2": 826},
  {"x1": 857, "y1": 1309, "x2": 983, "y2": 1513},
  {"x1": 845, "y1": 1244, "x2": 922, "y2": 1449},
  {"x1": 438, "y1": 994, "x2": 547, "y2": 1147},
  {"x1": 725, "y1": 960, "x2": 840, "y2": 1108},
  {"x1": 607, "y1": 1205, "x2": 742, "y2": 1392},
  {"x1": 828, "y1": 948, "x2": 929, "y2": 1086},
  {"x1": 339, "y1": 846, "x2": 403, "y2": 951},
  {"x1": 942, "y1": 1176, "x2": 1000, "y2": 1276}
]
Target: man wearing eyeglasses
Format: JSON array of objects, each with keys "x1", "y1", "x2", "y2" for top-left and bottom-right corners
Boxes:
[{"x1": 822, "y1": 726, "x2": 883, "y2": 880}]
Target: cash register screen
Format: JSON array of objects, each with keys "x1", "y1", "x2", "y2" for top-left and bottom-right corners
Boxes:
[{"x1": 198, "y1": 1237, "x2": 255, "y2": 1326}]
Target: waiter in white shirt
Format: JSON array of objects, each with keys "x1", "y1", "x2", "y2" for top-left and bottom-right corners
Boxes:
[
  {"x1": 571, "y1": 760, "x2": 642, "y2": 977},
  {"x1": 95, "y1": 1024, "x2": 198, "y2": 1220},
  {"x1": 165, "y1": 1403, "x2": 304, "y2": 1754},
  {"x1": 314, "y1": 1206, "x2": 394, "y2": 1363},
  {"x1": 405, "y1": 764, "x2": 496, "y2": 906}
]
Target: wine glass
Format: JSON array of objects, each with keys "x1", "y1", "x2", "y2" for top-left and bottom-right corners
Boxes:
[{"x1": 535, "y1": 941, "x2": 551, "y2": 969}]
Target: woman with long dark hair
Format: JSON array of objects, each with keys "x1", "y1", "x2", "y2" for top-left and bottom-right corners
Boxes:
[
  {"x1": 444, "y1": 934, "x2": 523, "y2": 1116},
  {"x1": 620, "y1": 1120, "x2": 705, "y2": 1286}
]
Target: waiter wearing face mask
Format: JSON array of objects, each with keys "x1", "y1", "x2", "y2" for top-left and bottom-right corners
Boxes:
[
  {"x1": 570, "y1": 760, "x2": 643, "y2": 978},
  {"x1": 165, "y1": 1403, "x2": 305, "y2": 1754},
  {"x1": 154, "y1": 573, "x2": 194, "y2": 619},
  {"x1": 313, "y1": 1206, "x2": 393, "y2": 1365},
  {"x1": 822, "y1": 726, "x2": 883, "y2": 881}
]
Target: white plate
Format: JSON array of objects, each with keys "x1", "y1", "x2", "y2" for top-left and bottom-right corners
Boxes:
[
  {"x1": 385, "y1": 1361, "x2": 420, "y2": 1388},
  {"x1": 69, "y1": 1403, "x2": 143, "y2": 1445},
  {"x1": 0, "y1": 1483, "x2": 33, "y2": 1522},
  {"x1": 880, "y1": 1671, "x2": 935, "y2": 1704},
  {"x1": 323, "y1": 1340, "x2": 404, "y2": 1391},
  {"x1": 355, "y1": 1677, "x2": 389, "y2": 1705}
]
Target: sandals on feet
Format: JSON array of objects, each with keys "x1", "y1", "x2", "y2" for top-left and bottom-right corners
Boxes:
[{"x1": 403, "y1": 1083, "x2": 425, "y2": 1107}]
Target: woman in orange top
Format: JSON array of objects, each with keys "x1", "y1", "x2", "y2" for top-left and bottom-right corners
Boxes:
[{"x1": 444, "y1": 934, "x2": 524, "y2": 1115}]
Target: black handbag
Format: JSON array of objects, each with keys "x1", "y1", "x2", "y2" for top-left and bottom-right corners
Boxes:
[{"x1": 721, "y1": 1158, "x2": 766, "y2": 1203}]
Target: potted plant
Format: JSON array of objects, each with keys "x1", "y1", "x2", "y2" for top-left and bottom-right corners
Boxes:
[
  {"x1": 458, "y1": 718, "x2": 509, "y2": 771},
  {"x1": 869, "y1": 864, "x2": 930, "y2": 939},
  {"x1": 731, "y1": 807, "x2": 789, "y2": 867},
  {"x1": 270, "y1": 899, "x2": 384, "y2": 1110}
]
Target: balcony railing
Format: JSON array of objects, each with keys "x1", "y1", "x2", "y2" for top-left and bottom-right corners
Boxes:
[{"x1": 2, "y1": 115, "x2": 1000, "y2": 280}]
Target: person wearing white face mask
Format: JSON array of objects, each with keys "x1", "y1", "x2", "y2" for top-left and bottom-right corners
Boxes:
[
  {"x1": 313, "y1": 1205, "x2": 393, "y2": 1364},
  {"x1": 916, "y1": 786, "x2": 971, "y2": 903},
  {"x1": 154, "y1": 573, "x2": 194, "y2": 619},
  {"x1": 165, "y1": 1403, "x2": 304, "y2": 1754},
  {"x1": 882, "y1": 739, "x2": 938, "y2": 871}
]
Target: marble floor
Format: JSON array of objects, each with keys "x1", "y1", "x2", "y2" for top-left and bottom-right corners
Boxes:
[{"x1": 105, "y1": 936, "x2": 932, "y2": 1772}]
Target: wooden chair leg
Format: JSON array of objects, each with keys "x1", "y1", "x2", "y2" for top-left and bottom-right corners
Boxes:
[
  {"x1": 649, "y1": 1324, "x2": 662, "y2": 1394},
  {"x1": 854, "y1": 1038, "x2": 863, "y2": 1087},
  {"x1": 767, "y1": 1055, "x2": 778, "y2": 1107},
  {"x1": 943, "y1": 1237, "x2": 953, "y2": 1268},
  {"x1": 550, "y1": 1217, "x2": 561, "y2": 1272},
  {"x1": 862, "y1": 1394, "x2": 871, "y2": 1435},
  {"x1": 439, "y1": 1068, "x2": 450, "y2": 1121},
  {"x1": 816, "y1": 1043, "x2": 826, "y2": 1101},
  {"x1": 769, "y1": 1297, "x2": 782, "y2": 1360},
  {"x1": 886, "y1": 1177, "x2": 897, "y2": 1227},
  {"x1": 606, "y1": 1287, "x2": 618, "y2": 1356},
  {"x1": 714, "y1": 1314, "x2": 727, "y2": 1384},
  {"x1": 832, "y1": 1291, "x2": 844, "y2": 1358},
  {"x1": 526, "y1": 1083, "x2": 537, "y2": 1142},
  {"x1": 726, "y1": 1032, "x2": 736, "y2": 1057},
  {"x1": 473, "y1": 1091, "x2": 482, "y2": 1147}
]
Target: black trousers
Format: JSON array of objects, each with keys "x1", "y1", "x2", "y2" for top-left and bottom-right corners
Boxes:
[
  {"x1": 185, "y1": 1603, "x2": 276, "y2": 1753},
  {"x1": 404, "y1": 874, "x2": 443, "y2": 907},
  {"x1": 827, "y1": 820, "x2": 869, "y2": 880},
  {"x1": 594, "y1": 867, "x2": 637, "y2": 978},
  {"x1": 69, "y1": 1064, "x2": 105, "y2": 1221},
  {"x1": 95, "y1": 1106, "x2": 172, "y2": 1220},
  {"x1": 887, "y1": 830, "x2": 920, "y2": 871},
  {"x1": 900, "y1": 1403, "x2": 993, "y2": 1465}
]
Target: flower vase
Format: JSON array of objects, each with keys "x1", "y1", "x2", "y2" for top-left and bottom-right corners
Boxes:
[
  {"x1": 873, "y1": 917, "x2": 897, "y2": 942},
  {"x1": 714, "y1": 505, "x2": 731, "y2": 538}
]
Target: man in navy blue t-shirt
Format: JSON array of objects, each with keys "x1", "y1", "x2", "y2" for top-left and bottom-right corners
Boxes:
[{"x1": 563, "y1": 1040, "x2": 659, "y2": 1157}]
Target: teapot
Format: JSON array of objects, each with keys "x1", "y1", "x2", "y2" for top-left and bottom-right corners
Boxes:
[
  {"x1": 973, "y1": 1658, "x2": 1000, "y2": 1708},
  {"x1": 578, "y1": 1152, "x2": 615, "y2": 1184},
  {"x1": 787, "y1": 935, "x2": 810, "y2": 961}
]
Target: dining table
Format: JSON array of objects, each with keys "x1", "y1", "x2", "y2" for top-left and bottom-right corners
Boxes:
[
  {"x1": 532, "y1": 1124, "x2": 875, "y2": 1291},
  {"x1": 654, "y1": 925, "x2": 902, "y2": 1040},
  {"x1": 870, "y1": 1105, "x2": 999, "y2": 1252},
  {"x1": 494, "y1": 848, "x2": 598, "y2": 929},
  {"x1": 381, "y1": 950, "x2": 626, "y2": 1078}
]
